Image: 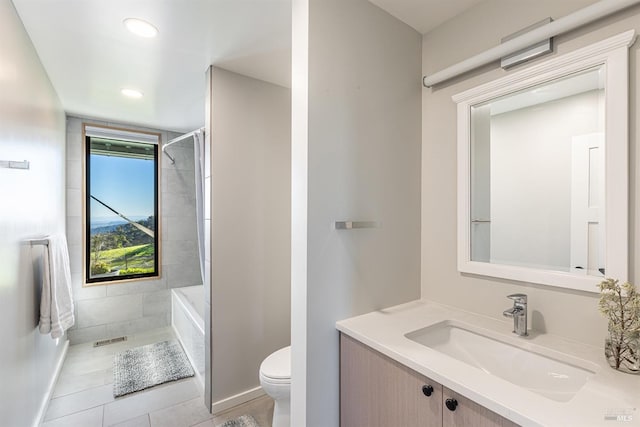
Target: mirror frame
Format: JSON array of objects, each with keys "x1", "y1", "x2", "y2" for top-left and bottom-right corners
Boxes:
[{"x1": 453, "y1": 30, "x2": 635, "y2": 293}]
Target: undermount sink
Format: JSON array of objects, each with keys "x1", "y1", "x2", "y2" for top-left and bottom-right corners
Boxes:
[{"x1": 405, "y1": 321, "x2": 598, "y2": 402}]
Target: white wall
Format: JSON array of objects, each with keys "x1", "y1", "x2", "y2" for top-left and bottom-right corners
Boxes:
[
  {"x1": 489, "y1": 90, "x2": 603, "y2": 270},
  {"x1": 65, "y1": 117, "x2": 201, "y2": 345},
  {"x1": 422, "y1": 0, "x2": 640, "y2": 346},
  {"x1": 291, "y1": 0, "x2": 422, "y2": 425},
  {"x1": 207, "y1": 67, "x2": 291, "y2": 406},
  {"x1": 0, "y1": 2, "x2": 67, "y2": 425}
]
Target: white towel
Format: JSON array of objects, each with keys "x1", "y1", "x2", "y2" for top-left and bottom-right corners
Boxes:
[{"x1": 39, "y1": 234, "x2": 75, "y2": 338}]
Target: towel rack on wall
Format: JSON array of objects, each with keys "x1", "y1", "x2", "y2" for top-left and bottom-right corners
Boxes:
[
  {"x1": 0, "y1": 159, "x2": 30, "y2": 170},
  {"x1": 28, "y1": 239, "x2": 49, "y2": 246},
  {"x1": 335, "y1": 221, "x2": 379, "y2": 230}
]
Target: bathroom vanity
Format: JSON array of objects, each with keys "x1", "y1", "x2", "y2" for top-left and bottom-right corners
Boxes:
[
  {"x1": 337, "y1": 300, "x2": 640, "y2": 427},
  {"x1": 341, "y1": 333, "x2": 518, "y2": 427}
]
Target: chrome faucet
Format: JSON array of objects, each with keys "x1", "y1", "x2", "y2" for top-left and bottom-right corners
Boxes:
[{"x1": 503, "y1": 294, "x2": 528, "y2": 336}]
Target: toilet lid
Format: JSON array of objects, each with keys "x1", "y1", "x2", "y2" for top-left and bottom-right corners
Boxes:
[{"x1": 260, "y1": 346, "x2": 291, "y2": 380}]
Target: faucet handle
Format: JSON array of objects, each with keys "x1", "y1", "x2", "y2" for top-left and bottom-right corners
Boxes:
[{"x1": 507, "y1": 293, "x2": 527, "y2": 304}]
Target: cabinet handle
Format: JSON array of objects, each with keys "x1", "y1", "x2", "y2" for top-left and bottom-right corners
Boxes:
[
  {"x1": 445, "y1": 398, "x2": 458, "y2": 411},
  {"x1": 421, "y1": 385, "x2": 434, "y2": 397}
]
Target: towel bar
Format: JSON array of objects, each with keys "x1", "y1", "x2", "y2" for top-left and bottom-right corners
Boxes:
[
  {"x1": 0, "y1": 160, "x2": 30, "y2": 170},
  {"x1": 335, "y1": 221, "x2": 379, "y2": 230},
  {"x1": 28, "y1": 239, "x2": 49, "y2": 246}
]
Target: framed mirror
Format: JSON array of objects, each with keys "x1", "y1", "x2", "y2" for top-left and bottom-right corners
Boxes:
[{"x1": 453, "y1": 30, "x2": 635, "y2": 292}]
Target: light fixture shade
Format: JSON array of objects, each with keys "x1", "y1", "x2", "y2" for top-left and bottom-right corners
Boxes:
[
  {"x1": 121, "y1": 88, "x2": 143, "y2": 99},
  {"x1": 123, "y1": 18, "x2": 158, "y2": 38}
]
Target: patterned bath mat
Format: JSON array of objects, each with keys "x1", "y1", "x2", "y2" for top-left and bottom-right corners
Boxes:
[
  {"x1": 113, "y1": 340, "x2": 194, "y2": 397},
  {"x1": 218, "y1": 415, "x2": 261, "y2": 427}
]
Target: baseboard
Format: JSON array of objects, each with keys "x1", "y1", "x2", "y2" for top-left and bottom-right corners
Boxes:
[
  {"x1": 34, "y1": 338, "x2": 69, "y2": 427},
  {"x1": 212, "y1": 386, "x2": 266, "y2": 414}
]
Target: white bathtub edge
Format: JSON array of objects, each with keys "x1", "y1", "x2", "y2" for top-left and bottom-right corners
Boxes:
[
  {"x1": 171, "y1": 287, "x2": 204, "y2": 335},
  {"x1": 171, "y1": 286, "x2": 205, "y2": 392}
]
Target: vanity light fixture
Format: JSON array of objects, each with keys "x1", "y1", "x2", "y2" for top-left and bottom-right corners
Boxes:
[
  {"x1": 121, "y1": 88, "x2": 143, "y2": 99},
  {"x1": 123, "y1": 18, "x2": 158, "y2": 38}
]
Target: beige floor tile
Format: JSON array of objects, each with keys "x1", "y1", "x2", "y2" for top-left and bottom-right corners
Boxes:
[
  {"x1": 103, "y1": 379, "x2": 200, "y2": 426},
  {"x1": 44, "y1": 383, "x2": 114, "y2": 421},
  {"x1": 109, "y1": 414, "x2": 151, "y2": 427},
  {"x1": 47, "y1": 328, "x2": 273, "y2": 427},
  {"x1": 148, "y1": 397, "x2": 212, "y2": 427},
  {"x1": 41, "y1": 406, "x2": 103, "y2": 427},
  {"x1": 52, "y1": 368, "x2": 111, "y2": 398}
]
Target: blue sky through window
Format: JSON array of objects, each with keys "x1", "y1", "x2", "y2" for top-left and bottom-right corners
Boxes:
[{"x1": 90, "y1": 154, "x2": 155, "y2": 223}]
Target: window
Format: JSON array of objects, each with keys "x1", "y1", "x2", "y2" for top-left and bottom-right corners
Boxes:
[{"x1": 84, "y1": 125, "x2": 160, "y2": 284}]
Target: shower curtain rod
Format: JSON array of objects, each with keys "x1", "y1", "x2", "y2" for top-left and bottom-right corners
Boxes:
[{"x1": 162, "y1": 127, "x2": 205, "y2": 164}]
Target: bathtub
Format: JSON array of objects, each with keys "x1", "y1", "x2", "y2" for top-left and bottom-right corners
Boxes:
[{"x1": 171, "y1": 286, "x2": 205, "y2": 390}]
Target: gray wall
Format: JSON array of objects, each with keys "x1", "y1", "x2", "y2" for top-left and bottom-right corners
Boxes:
[
  {"x1": 0, "y1": 2, "x2": 67, "y2": 426},
  {"x1": 291, "y1": 0, "x2": 422, "y2": 425},
  {"x1": 66, "y1": 116, "x2": 201, "y2": 344},
  {"x1": 207, "y1": 67, "x2": 291, "y2": 406},
  {"x1": 421, "y1": 0, "x2": 640, "y2": 346}
]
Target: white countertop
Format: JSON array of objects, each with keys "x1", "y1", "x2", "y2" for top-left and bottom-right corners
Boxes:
[{"x1": 336, "y1": 299, "x2": 640, "y2": 427}]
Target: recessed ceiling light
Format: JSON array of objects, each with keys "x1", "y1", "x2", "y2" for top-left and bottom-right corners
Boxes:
[
  {"x1": 121, "y1": 88, "x2": 143, "y2": 99},
  {"x1": 123, "y1": 18, "x2": 158, "y2": 38}
]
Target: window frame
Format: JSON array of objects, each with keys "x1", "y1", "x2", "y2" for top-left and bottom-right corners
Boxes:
[{"x1": 82, "y1": 123, "x2": 162, "y2": 286}]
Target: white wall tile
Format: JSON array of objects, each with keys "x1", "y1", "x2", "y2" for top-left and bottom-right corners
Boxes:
[
  {"x1": 166, "y1": 265, "x2": 202, "y2": 288},
  {"x1": 142, "y1": 290, "x2": 170, "y2": 317},
  {"x1": 105, "y1": 314, "x2": 170, "y2": 338},
  {"x1": 66, "y1": 132, "x2": 83, "y2": 161},
  {"x1": 67, "y1": 243, "x2": 83, "y2": 274},
  {"x1": 66, "y1": 216, "x2": 82, "y2": 246},
  {"x1": 165, "y1": 216, "x2": 197, "y2": 242},
  {"x1": 162, "y1": 147, "x2": 195, "y2": 171},
  {"x1": 68, "y1": 324, "x2": 107, "y2": 345},
  {"x1": 105, "y1": 277, "x2": 167, "y2": 297},
  {"x1": 66, "y1": 159, "x2": 82, "y2": 190},
  {"x1": 163, "y1": 194, "x2": 196, "y2": 218},
  {"x1": 163, "y1": 240, "x2": 198, "y2": 268},
  {"x1": 72, "y1": 275, "x2": 106, "y2": 301},
  {"x1": 77, "y1": 294, "x2": 143, "y2": 329},
  {"x1": 163, "y1": 168, "x2": 196, "y2": 195},
  {"x1": 66, "y1": 188, "x2": 82, "y2": 216}
]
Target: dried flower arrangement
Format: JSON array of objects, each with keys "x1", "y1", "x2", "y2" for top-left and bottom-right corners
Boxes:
[{"x1": 598, "y1": 278, "x2": 640, "y2": 373}]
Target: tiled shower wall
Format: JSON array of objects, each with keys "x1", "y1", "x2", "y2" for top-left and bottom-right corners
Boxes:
[{"x1": 65, "y1": 116, "x2": 202, "y2": 344}]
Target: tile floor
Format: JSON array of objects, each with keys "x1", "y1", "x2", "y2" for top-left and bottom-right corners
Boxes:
[{"x1": 42, "y1": 327, "x2": 273, "y2": 427}]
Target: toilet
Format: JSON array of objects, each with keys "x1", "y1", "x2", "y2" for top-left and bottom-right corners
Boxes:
[{"x1": 259, "y1": 346, "x2": 291, "y2": 427}]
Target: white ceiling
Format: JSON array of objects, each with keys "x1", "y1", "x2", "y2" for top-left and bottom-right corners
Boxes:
[
  {"x1": 12, "y1": 0, "x2": 292, "y2": 132},
  {"x1": 369, "y1": 0, "x2": 485, "y2": 34},
  {"x1": 12, "y1": 0, "x2": 480, "y2": 133}
]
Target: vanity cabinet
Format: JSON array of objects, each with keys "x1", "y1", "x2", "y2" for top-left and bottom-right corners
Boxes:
[
  {"x1": 340, "y1": 333, "x2": 519, "y2": 427},
  {"x1": 442, "y1": 388, "x2": 519, "y2": 427}
]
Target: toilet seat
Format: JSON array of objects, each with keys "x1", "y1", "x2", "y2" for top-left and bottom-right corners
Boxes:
[
  {"x1": 260, "y1": 346, "x2": 291, "y2": 382},
  {"x1": 259, "y1": 346, "x2": 291, "y2": 427}
]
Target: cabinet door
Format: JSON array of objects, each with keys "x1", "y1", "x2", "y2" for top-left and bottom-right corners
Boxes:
[
  {"x1": 442, "y1": 387, "x2": 519, "y2": 427},
  {"x1": 340, "y1": 333, "x2": 442, "y2": 427}
]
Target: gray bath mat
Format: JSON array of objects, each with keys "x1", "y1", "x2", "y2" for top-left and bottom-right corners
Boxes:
[
  {"x1": 113, "y1": 340, "x2": 194, "y2": 397},
  {"x1": 218, "y1": 415, "x2": 260, "y2": 427}
]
